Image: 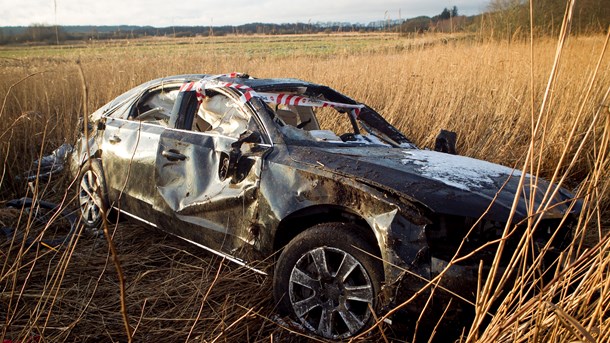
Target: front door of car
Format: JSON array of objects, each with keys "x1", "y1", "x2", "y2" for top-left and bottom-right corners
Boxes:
[{"x1": 153, "y1": 90, "x2": 268, "y2": 257}]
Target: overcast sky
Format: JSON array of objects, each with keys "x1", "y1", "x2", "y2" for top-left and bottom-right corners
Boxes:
[{"x1": 2, "y1": 0, "x2": 490, "y2": 27}]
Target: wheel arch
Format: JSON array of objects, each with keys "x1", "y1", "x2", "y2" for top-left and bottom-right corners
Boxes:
[
  {"x1": 79, "y1": 149, "x2": 103, "y2": 166},
  {"x1": 272, "y1": 204, "x2": 383, "y2": 267}
]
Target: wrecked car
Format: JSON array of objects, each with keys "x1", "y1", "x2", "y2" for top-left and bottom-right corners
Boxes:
[{"x1": 71, "y1": 73, "x2": 581, "y2": 339}]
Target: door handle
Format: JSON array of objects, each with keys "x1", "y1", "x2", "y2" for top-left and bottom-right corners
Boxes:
[
  {"x1": 108, "y1": 135, "x2": 122, "y2": 144},
  {"x1": 162, "y1": 149, "x2": 187, "y2": 161}
]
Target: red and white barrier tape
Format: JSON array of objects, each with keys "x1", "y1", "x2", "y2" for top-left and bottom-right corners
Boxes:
[
  {"x1": 179, "y1": 81, "x2": 196, "y2": 92},
  {"x1": 256, "y1": 92, "x2": 363, "y2": 116},
  {"x1": 181, "y1": 73, "x2": 364, "y2": 116}
]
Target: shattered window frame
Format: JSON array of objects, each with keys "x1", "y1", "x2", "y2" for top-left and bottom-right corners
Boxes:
[{"x1": 183, "y1": 87, "x2": 271, "y2": 145}]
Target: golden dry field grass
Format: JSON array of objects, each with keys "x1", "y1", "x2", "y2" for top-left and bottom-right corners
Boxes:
[
  {"x1": 0, "y1": 33, "x2": 607, "y2": 186},
  {"x1": 1, "y1": 31, "x2": 609, "y2": 342}
]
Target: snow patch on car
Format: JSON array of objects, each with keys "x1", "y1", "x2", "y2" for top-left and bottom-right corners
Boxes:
[
  {"x1": 401, "y1": 149, "x2": 522, "y2": 191},
  {"x1": 351, "y1": 134, "x2": 392, "y2": 146}
]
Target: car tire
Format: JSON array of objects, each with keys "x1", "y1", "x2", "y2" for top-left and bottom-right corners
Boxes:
[
  {"x1": 78, "y1": 159, "x2": 109, "y2": 229},
  {"x1": 273, "y1": 223, "x2": 383, "y2": 339}
]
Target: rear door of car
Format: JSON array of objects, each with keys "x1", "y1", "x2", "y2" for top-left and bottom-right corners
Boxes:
[
  {"x1": 153, "y1": 89, "x2": 270, "y2": 257},
  {"x1": 101, "y1": 82, "x2": 181, "y2": 220}
]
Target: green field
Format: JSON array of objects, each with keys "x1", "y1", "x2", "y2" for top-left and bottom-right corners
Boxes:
[{"x1": 0, "y1": 32, "x2": 470, "y2": 59}]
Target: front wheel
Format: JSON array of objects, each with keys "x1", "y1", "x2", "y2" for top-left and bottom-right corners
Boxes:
[{"x1": 273, "y1": 223, "x2": 383, "y2": 339}]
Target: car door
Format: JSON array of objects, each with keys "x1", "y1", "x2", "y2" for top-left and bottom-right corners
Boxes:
[
  {"x1": 101, "y1": 83, "x2": 180, "y2": 218},
  {"x1": 153, "y1": 89, "x2": 269, "y2": 257}
]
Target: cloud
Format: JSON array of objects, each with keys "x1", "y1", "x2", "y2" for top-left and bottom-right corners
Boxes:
[{"x1": 1, "y1": 0, "x2": 489, "y2": 27}]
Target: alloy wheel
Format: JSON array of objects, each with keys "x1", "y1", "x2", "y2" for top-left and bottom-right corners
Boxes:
[
  {"x1": 288, "y1": 246, "x2": 374, "y2": 339},
  {"x1": 79, "y1": 170, "x2": 104, "y2": 226}
]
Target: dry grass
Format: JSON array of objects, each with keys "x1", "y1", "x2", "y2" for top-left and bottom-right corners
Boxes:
[
  {"x1": 0, "y1": 210, "x2": 307, "y2": 342},
  {"x1": 1, "y1": 29, "x2": 609, "y2": 342},
  {"x1": 1, "y1": 33, "x2": 607, "y2": 188}
]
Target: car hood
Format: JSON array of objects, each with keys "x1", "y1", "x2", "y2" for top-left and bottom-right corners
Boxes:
[{"x1": 288, "y1": 145, "x2": 580, "y2": 222}]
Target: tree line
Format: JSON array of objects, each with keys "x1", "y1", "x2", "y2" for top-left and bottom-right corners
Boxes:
[
  {"x1": 1, "y1": 21, "x2": 403, "y2": 45},
  {"x1": 398, "y1": 1, "x2": 608, "y2": 36},
  {"x1": 1, "y1": 2, "x2": 608, "y2": 45}
]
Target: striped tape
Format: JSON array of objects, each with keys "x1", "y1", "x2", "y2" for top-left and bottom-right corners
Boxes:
[
  {"x1": 179, "y1": 81, "x2": 196, "y2": 92},
  {"x1": 181, "y1": 73, "x2": 364, "y2": 117},
  {"x1": 256, "y1": 92, "x2": 363, "y2": 112}
]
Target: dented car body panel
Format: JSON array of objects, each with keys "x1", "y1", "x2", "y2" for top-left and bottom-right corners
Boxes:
[
  {"x1": 72, "y1": 73, "x2": 581, "y2": 336},
  {"x1": 154, "y1": 127, "x2": 264, "y2": 254}
]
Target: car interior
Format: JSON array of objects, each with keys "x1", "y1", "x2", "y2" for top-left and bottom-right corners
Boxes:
[
  {"x1": 130, "y1": 86, "x2": 180, "y2": 125},
  {"x1": 129, "y1": 83, "x2": 364, "y2": 144},
  {"x1": 273, "y1": 104, "x2": 320, "y2": 131},
  {"x1": 192, "y1": 94, "x2": 250, "y2": 139}
]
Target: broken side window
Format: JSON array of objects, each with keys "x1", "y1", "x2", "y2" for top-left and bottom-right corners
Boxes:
[
  {"x1": 194, "y1": 93, "x2": 252, "y2": 140},
  {"x1": 130, "y1": 88, "x2": 179, "y2": 125}
]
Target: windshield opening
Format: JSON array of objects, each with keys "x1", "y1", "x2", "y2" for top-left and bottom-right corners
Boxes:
[{"x1": 262, "y1": 92, "x2": 391, "y2": 146}]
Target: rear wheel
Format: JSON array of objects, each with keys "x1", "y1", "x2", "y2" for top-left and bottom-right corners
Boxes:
[
  {"x1": 78, "y1": 160, "x2": 109, "y2": 229},
  {"x1": 273, "y1": 223, "x2": 382, "y2": 339}
]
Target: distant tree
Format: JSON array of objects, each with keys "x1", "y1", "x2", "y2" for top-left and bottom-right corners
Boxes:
[
  {"x1": 440, "y1": 8, "x2": 452, "y2": 20},
  {"x1": 400, "y1": 16, "x2": 432, "y2": 33},
  {"x1": 451, "y1": 6, "x2": 459, "y2": 17}
]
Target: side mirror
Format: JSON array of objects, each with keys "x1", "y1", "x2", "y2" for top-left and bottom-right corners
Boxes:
[
  {"x1": 231, "y1": 130, "x2": 262, "y2": 149},
  {"x1": 227, "y1": 130, "x2": 264, "y2": 183},
  {"x1": 434, "y1": 129, "x2": 457, "y2": 155}
]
